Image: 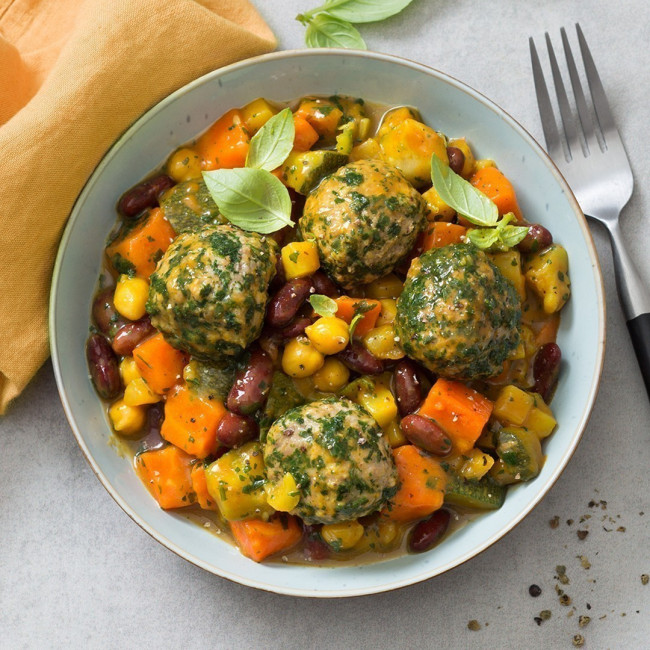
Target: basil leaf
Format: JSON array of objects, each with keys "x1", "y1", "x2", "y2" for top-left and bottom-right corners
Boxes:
[
  {"x1": 322, "y1": 0, "x2": 415, "y2": 23},
  {"x1": 467, "y1": 213, "x2": 529, "y2": 251},
  {"x1": 246, "y1": 108, "x2": 295, "y2": 172},
  {"x1": 305, "y1": 14, "x2": 367, "y2": 49},
  {"x1": 202, "y1": 168, "x2": 293, "y2": 234},
  {"x1": 309, "y1": 294, "x2": 338, "y2": 318},
  {"x1": 466, "y1": 228, "x2": 500, "y2": 250},
  {"x1": 499, "y1": 224, "x2": 529, "y2": 249},
  {"x1": 348, "y1": 313, "x2": 364, "y2": 337},
  {"x1": 430, "y1": 155, "x2": 498, "y2": 227}
]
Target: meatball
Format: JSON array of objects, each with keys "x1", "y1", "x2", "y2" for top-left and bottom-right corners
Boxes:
[
  {"x1": 263, "y1": 397, "x2": 399, "y2": 524},
  {"x1": 147, "y1": 224, "x2": 278, "y2": 360},
  {"x1": 299, "y1": 160, "x2": 426, "y2": 288},
  {"x1": 395, "y1": 244, "x2": 521, "y2": 379}
]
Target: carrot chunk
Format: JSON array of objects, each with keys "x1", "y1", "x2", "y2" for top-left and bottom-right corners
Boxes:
[
  {"x1": 135, "y1": 445, "x2": 195, "y2": 509},
  {"x1": 133, "y1": 332, "x2": 187, "y2": 395},
  {"x1": 382, "y1": 445, "x2": 447, "y2": 522},
  {"x1": 418, "y1": 378, "x2": 493, "y2": 454},
  {"x1": 230, "y1": 514, "x2": 302, "y2": 562},
  {"x1": 470, "y1": 166, "x2": 523, "y2": 222},
  {"x1": 161, "y1": 383, "x2": 225, "y2": 458},
  {"x1": 295, "y1": 99, "x2": 343, "y2": 138},
  {"x1": 292, "y1": 114, "x2": 320, "y2": 152},
  {"x1": 335, "y1": 297, "x2": 381, "y2": 337},
  {"x1": 196, "y1": 108, "x2": 250, "y2": 171},
  {"x1": 106, "y1": 208, "x2": 176, "y2": 278},
  {"x1": 421, "y1": 222, "x2": 467, "y2": 251},
  {"x1": 191, "y1": 463, "x2": 219, "y2": 511}
]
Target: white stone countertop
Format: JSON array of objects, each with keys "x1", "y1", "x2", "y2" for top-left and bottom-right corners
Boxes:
[{"x1": 2, "y1": 0, "x2": 648, "y2": 647}]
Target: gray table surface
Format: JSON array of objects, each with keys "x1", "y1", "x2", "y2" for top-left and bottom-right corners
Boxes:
[{"x1": 2, "y1": 1, "x2": 648, "y2": 648}]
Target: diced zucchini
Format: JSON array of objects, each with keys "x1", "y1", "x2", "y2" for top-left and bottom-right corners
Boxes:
[
  {"x1": 259, "y1": 372, "x2": 306, "y2": 440},
  {"x1": 491, "y1": 426, "x2": 543, "y2": 484},
  {"x1": 183, "y1": 358, "x2": 236, "y2": 402},
  {"x1": 280, "y1": 150, "x2": 348, "y2": 195},
  {"x1": 335, "y1": 121, "x2": 356, "y2": 155},
  {"x1": 444, "y1": 472, "x2": 506, "y2": 510}
]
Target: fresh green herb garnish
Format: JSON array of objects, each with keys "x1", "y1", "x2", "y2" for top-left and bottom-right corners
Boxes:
[
  {"x1": 297, "y1": 0, "x2": 416, "y2": 49},
  {"x1": 246, "y1": 108, "x2": 295, "y2": 172},
  {"x1": 430, "y1": 155, "x2": 498, "y2": 227},
  {"x1": 309, "y1": 294, "x2": 338, "y2": 317},
  {"x1": 467, "y1": 213, "x2": 529, "y2": 251}
]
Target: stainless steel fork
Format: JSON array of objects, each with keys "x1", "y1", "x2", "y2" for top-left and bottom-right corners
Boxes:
[{"x1": 530, "y1": 24, "x2": 650, "y2": 399}]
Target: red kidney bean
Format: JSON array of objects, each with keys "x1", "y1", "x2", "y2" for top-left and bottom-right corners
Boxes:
[
  {"x1": 266, "y1": 277, "x2": 313, "y2": 328},
  {"x1": 517, "y1": 224, "x2": 553, "y2": 254},
  {"x1": 533, "y1": 342, "x2": 562, "y2": 402},
  {"x1": 227, "y1": 347, "x2": 274, "y2": 415},
  {"x1": 138, "y1": 403, "x2": 166, "y2": 452},
  {"x1": 118, "y1": 174, "x2": 175, "y2": 218},
  {"x1": 394, "y1": 359, "x2": 423, "y2": 416},
  {"x1": 303, "y1": 524, "x2": 330, "y2": 561},
  {"x1": 111, "y1": 317, "x2": 155, "y2": 356},
  {"x1": 400, "y1": 414, "x2": 452, "y2": 456},
  {"x1": 86, "y1": 334, "x2": 122, "y2": 399},
  {"x1": 216, "y1": 412, "x2": 259, "y2": 448},
  {"x1": 278, "y1": 317, "x2": 312, "y2": 340},
  {"x1": 270, "y1": 255, "x2": 287, "y2": 290},
  {"x1": 337, "y1": 343, "x2": 384, "y2": 375},
  {"x1": 446, "y1": 146, "x2": 465, "y2": 175},
  {"x1": 258, "y1": 328, "x2": 282, "y2": 364},
  {"x1": 92, "y1": 288, "x2": 124, "y2": 336},
  {"x1": 310, "y1": 271, "x2": 340, "y2": 298},
  {"x1": 409, "y1": 509, "x2": 451, "y2": 553}
]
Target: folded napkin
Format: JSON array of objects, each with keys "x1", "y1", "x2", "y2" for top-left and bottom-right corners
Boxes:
[{"x1": 0, "y1": 0, "x2": 276, "y2": 413}]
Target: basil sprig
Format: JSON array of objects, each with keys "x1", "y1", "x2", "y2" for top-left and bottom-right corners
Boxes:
[
  {"x1": 297, "y1": 0, "x2": 415, "y2": 49},
  {"x1": 467, "y1": 213, "x2": 529, "y2": 251},
  {"x1": 309, "y1": 294, "x2": 338, "y2": 317},
  {"x1": 203, "y1": 109, "x2": 295, "y2": 234}
]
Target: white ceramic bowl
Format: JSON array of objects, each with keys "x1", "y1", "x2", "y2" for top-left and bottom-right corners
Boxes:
[{"x1": 50, "y1": 50, "x2": 605, "y2": 597}]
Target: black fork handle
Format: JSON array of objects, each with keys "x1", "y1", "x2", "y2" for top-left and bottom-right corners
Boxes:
[{"x1": 627, "y1": 314, "x2": 650, "y2": 400}]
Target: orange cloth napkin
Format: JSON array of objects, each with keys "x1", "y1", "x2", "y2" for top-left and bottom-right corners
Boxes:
[{"x1": 0, "y1": 0, "x2": 276, "y2": 413}]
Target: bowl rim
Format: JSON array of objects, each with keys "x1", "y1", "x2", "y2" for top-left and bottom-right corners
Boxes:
[{"x1": 49, "y1": 47, "x2": 606, "y2": 598}]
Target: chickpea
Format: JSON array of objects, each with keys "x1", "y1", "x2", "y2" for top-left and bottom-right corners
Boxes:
[
  {"x1": 113, "y1": 275, "x2": 149, "y2": 321},
  {"x1": 313, "y1": 358, "x2": 350, "y2": 393},
  {"x1": 108, "y1": 399, "x2": 146, "y2": 436},
  {"x1": 166, "y1": 147, "x2": 202, "y2": 183},
  {"x1": 281, "y1": 336, "x2": 325, "y2": 378},
  {"x1": 305, "y1": 317, "x2": 349, "y2": 355}
]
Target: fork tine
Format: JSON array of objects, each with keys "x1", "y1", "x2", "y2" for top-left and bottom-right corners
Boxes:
[
  {"x1": 560, "y1": 27, "x2": 599, "y2": 154},
  {"x1": 545, "y1": 32, "x2": 581, "y2": 159},
  {"x1": 529, "y1": 37, "x2": 563, "y2": 157},
  {"x1": 576, "y1": 23, "x2": 617, "y2": 144}
]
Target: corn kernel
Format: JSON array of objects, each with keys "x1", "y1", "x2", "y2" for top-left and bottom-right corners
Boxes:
[
  {"x1": 356, "y1": 383, "x2": 398, "y2": 427},
  {"x1": 113, "y1": 275, "x2": 149, "y2": 321},
  {"x1": 313, "y1": 358, "x2": 350, "y2": 392},
  {"x1": 375, "y1": 299, "x2": 397, "y2": 327},
  {"x1": 493, "y1": 385, "x2": 535, "y2": 426},
  {"x1": 365, "y1": 274, "x2": 403, "y2": 300},
  {"x1": 305, "y1": 316, "x2": 349, "y2": 355},
  {"x1": 241, "y1": 97, "x2": 276, "y2": 133},
  {"x1": 123, "y1": 377, "x2": 161, "y2": 406},
  {"x1": 166, "y1": 147, "x2": 202, "y2": 183},
  {"x1": 281, "y1": 241, "x2": 320, "y2": 280},
  {"x1": 108, "y1": 399, "x2": 146, "y2": 436},
  {"x1": 447, "y1": 137, "x2": 476, "y2": 178},
  {"x1": 362, "y1": 324, "x2": 405, "y2": 361},
  {"x1": 422, "y1": 186, "x2": 456, "y2": 221},
  {"x1": 322, "y1": 520, "x2": 365, "y2": 551},
  {"x1": 282, "y1": 336, "x2": 324, "y2": 378},
  {"x1": 119, "y1": 357, "x2": 141, "y2": 385},
  {"x1": 459, "y1": 449, "x2": 495, "y2": 481},
  {"x1": 383, "y1": 418, "x2": 408, "y2": 448},
  {"x1": 265, "y1": 473, "x2": 300, "y2": 512}
]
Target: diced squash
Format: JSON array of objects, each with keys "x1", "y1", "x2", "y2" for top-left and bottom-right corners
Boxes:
[
  {"x1": 362, "y1": 324, "x2": 405, "y2": 361},
  {"x1": 265, "y1": 472, "x2": 300, "y2": 512},
  {"x1": 281, "y1": 241, "x2": 320, "y2": 279},
  {"x1": 376, "y1": 299, "x2": 397, "y2": 327},
  {"x1": 335, "y1": 296, "x2": 381, "y2": 337},
  {"x1": 205, "y1": 442, "x2": 273, "y2": 521},
  {"x1": 459, "y1": 449, "x2": 495, "y2": 481},
  {"x1": 135, "y1": 446, "x2": 195, "y2": 510},
  {"x1": 196, "y1": 108, "x2": 250, "y2": 171},
  {"x1": 322, "y1": 520, "x2": 365, "y2": 551},
  {"x1": 292, "y1": 114, "x2": 320, "y2": 152},
  {"x1": 382, "y1": 445, "x2": 447, "y2": 522},
  {"x1": 161, "y1": 383, "x2": 226, "y2": 458},
  {"x1": 241, "y1": 97, "x2": 277, "y2": 133},
  {"x1": 335, "y1": 121, "x2": 356, "y2": 155},
  {"x1": 377, "y1": 107, "x2": 421, "y2": 137},
  {"x1": 349, "y1": 137, "x2": 381, "y2": 162},
  {"x1": 524, "y1": 243, "x2": 571, "y2": 314},
  {"x1": 421, "y1": 222, "x2": 467, "y2": 251},
  {"x1": 133, "y1": 333, "x2": 187, "y2": 395},
  {"x1": 295, "y1": 98, "x2": 343, "y2": 138},
  {"x1": 488, "y1": 250, "x2": 526, "y2": 301},
  {"x1": 106, "y1": 208, "x2": 176, "y2": 278},
  {"x1": 280, "y1": 149, "x2": 348, "y2": 195},
  {"x1": 493, "y1": 384, "x2": 535, "y2": 426},
  {"x1": 470, "y1": 166, "x2": 523, "y2": 222},
  {"x1": 419, "y1": 378, "x2": 493, "y2": 454},
  {"x1": 382, "y1": 418, "x2": 408, "y2": 448},
  {"x1": 421, "y1": 187, "x2": 456, "y2": 222},
  {"x1": 230, "y1": 514, "x2": 302, "y2": 562},
  {"x1": 379, "y1": 118, "x2": 448, "y2": 187},
  {"x1": 123, "y1": 377, "x2": 161, "y2": 406},
  {"x1": 353, "y1": 380, "x2": 398, "y2": 427},
  {"x1": 191, "y1": 463, "x2": 219, "y2": 511},
  {"x1": 525, "y1": 406, "x2": 557, "y2": 439}
]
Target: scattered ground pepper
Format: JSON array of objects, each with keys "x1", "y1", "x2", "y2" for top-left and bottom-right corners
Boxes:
[
  {"x1": 540, "y1": 610, "x2": 552, "y2": 621},
  {"x1": 567, "y1": 519, "x2": 574, "y2": 526},
  {"x1": 578, "y1": 555, "x2": 591, "y2": 570},
  {"x1": 559, "y1": 593, "x2": 572, "y2": 606},
  {"x1": 467, "y1": 620, "x2": 481, "y2": 631},
  {"x1": 550, "y1": 515, "x2": 560, "y2": 529},
  {"x1": 617, "y1": 526, "x2": 626, "y2": 533},
  {"x1": 572, "y1": 634, "x2": 585, "y2": 647},
  {"x1": 529, "y1": 584, "x2": 542, "y2": 597},
  {"x1": 641, "y1": 574, "x2": 649, "y2": 585},
  {"x1": 578, "y1": 615, "x2": 591, "y2": 627},
  {"x1": 577, "y1": 530, "x2": 588, "y2": 540},
  {"x1": 556, "y1": 565, "x2": 570, "y2": 584}
]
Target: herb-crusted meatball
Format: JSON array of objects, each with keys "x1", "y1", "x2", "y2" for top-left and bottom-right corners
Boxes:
[
  {"x1": 147, "y1": 224, "x2": 277, "y2": 360},
  {"x1": 299, "y1": 160, "x2": 426, "y2": 288},
  {"x1": 395, "y1": 244, "x2": 521, "y2": 379},
  {"x1": 264, "y1": 397, "x2": 399, "y2": 524}
]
